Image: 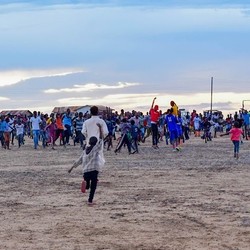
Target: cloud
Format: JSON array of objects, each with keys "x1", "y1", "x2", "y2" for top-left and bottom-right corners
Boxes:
[
  {"x1": 0, "y1": 69, "x2": 85, "y2": 87},
  {"x1": 57, "y1": 97, "x2": 91, "y2": 104},
  {"x1": 0, "y1": 97, "x2": 10, "y2": 101},
  {"x1": 44, "y1": 82, "x2": 141, "y2": 94}
]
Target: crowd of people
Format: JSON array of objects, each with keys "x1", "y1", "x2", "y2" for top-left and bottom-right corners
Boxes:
[
  {"x1": 0, "y1": 101, "x2": 250, "y2": 153},
  {"x1": 1, "y1": 102, "x2": 249, "y2": 205}
]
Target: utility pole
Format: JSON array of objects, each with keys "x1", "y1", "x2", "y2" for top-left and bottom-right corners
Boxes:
[{"x1": 210, "y1": 76, "x2": 213, "y2": 116}]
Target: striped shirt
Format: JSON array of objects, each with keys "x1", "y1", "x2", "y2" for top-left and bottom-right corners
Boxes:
[{"x1": 75, "y1": 118, "x2": 84, "y2": 131}]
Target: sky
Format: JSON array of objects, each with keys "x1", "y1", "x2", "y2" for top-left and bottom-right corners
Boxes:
[{"x1": 0, "y1": 0, "x2": 250, "y2": 115}]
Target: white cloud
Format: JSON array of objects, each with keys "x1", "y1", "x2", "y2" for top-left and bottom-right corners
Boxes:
[
  {"x1": 0, "y1": 69, "x2": 85, "y2": 87},
  {"x1": 57, "y1": 97, "x2": 91, "y2": 104},
  {"x1": 44, "y1": 82, "x2": 141, "y2": 93},
  {"x1": 0, "y1": 97, "x2": 10, "y2": 101}
]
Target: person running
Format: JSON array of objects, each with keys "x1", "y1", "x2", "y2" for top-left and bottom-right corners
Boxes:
[
  {"x1": 114, "y1": 118, "x2": 133, "y2": 154},
  {"x1": 130, "y1": 119, "x2": 140, "y2": 153},
  {"x1": 81, "y1": 106, "x2": 109, "y2": 145},
  {"x1": 73, "y1": 112, "x2": 85, "y2": 148},
  {"x1": 165, "y1": 108, "x2": 179, "y2": 151},
  {"x1": 30, "y1": 111, "x2": 42, "y2": 149},
  {"x1": 45, "y1": 118, "x2": 57, "y2": 150},
  {"x1": 242, "y1": 109, "x2": 250, "y2": 140},
  {"x1": 104, "y1": 115, "x2": 115, "y2": 151},
  {"x1": 62, "y1": 108, "x2": 73, "y2": 146},
  {"x1": 142, "y1": 112, "x2": 151, "y2": 142},
  {"x1": 68, "y1": 123, "x2": 105, "y2": 206},
  {"x1": 15, "y1": 119, "x2": 25, "y2": 148},
  {"x1": 170, "y1": 101, "x2": 179, "y2": 117},
  {"x1": 2, "y1": 116, "x2": 12, "y2": 150},
  {"x1": 0, "y1": 115, "x2": 6, "y2": 148},
  {"x1": 55, "y1": 113, "x2": 64, "y2": 146},
  {"x1": 220, "y1": 121, "x2": 243, "y2": 159},
  {"x1": 193, "y1": 114, "x2": 201, "y2": 137}
]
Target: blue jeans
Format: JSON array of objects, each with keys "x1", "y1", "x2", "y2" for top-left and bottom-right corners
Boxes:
[
  {"x1": 33, "y1": 130, "x2": 40, "y2": 149},
  {"x1": 17, "y1": 134, "x2": 24, "y2": 147},
  {"x1": 232, "y1": 140, "x2": 240, "y2": 153}
]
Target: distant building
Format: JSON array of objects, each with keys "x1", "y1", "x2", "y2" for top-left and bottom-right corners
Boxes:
[
  {"x1": 51, "y1": 106, "x2": 81, "y2": 114},
  {"x1": 0, "y1": 109, "x2": 32, "y2": 117},
  {"x1": 51, "y1": 105, "x2": 113, "y2": 116}
]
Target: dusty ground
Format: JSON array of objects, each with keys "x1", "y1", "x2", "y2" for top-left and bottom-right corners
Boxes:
[{"x1": 0, "y1": 134, "x2": 250, "y2": 250}]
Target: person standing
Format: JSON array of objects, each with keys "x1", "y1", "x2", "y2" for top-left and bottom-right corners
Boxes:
[
  {"x1": 30, "y1": 111, "x2": 42, "y2": 149},
  {"x1": 149, "y1": 97, "x2": 160, "y2": 149}
]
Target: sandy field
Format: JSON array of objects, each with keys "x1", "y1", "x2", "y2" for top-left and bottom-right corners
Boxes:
[{"x1": 0, "y1": 134, "x2": 250, "y2": 250}]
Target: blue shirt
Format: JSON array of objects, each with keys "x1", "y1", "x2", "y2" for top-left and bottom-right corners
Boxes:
[
  {"x1": 130, "y1": 124, "x2": 140, "y2": 139},
  {"x1": 165, "y1": 114, "x2": 177, "y2": 132},
  {"x1": 243, "y1": 113, "x2": 250, "y2": 125},
  {"x1": 63, "y1": 115, "x2": 72, "y2": 126},
  {"x1": 0, "y1": 120, "x2": 8, "y2": 132}
]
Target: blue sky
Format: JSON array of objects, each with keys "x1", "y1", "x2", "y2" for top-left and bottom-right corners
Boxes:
[{"x1": 0, "y1": 0, "x2": 250, "y2": 114}]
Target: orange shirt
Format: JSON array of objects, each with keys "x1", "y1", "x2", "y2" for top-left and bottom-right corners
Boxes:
[{"x1": 56, "y1": 117, "x2": 64, "y2": 130}]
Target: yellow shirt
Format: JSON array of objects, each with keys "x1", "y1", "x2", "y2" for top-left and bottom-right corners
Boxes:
[{"x1": 172, "y1": 104, "x2": 178, "y2": 116}]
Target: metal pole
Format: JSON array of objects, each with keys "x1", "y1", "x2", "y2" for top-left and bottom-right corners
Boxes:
[{"x1": 210, "y1": 77, "x2": 213, "y2": 116}]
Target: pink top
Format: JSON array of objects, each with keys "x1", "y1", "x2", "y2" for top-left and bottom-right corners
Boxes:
[{"x1": 230, "y1": 128, "x2": 243, "y2": 141}]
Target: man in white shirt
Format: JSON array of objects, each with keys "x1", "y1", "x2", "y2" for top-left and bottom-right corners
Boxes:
[
  {"x1": 81, "y1": 106, "x2": 108, "y2": 145},
  {"x1": 29, "y1": 111, "x2": 42, "y2": 149}
]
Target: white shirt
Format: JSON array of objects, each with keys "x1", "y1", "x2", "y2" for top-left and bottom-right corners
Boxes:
[
  {"x1": 15, "y1": 124, "x2": 24, "y2": 136},
  {"x1": 81, "y1": 116, "x2": 108, "y2": 144},
  {"x1": 30, "y1": 116, "x2": 42, "y2": 130}
]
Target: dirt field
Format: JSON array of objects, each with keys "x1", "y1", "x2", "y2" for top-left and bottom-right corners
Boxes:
[{"x1": 0, "y1": 135, "x2": 250, "y2": 250}]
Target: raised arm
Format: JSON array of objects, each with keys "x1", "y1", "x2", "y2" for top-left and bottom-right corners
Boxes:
[{"x1": 151, "y1": 97, "x2": 157, "y2": 110}]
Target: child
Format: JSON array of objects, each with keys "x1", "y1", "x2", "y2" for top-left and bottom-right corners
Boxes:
[
  {"x1": 130, "y1": 119, "x2": 140, "y2": 153},
  {"x1": 68, "y1": 123, "x2": 105, "y2": 205},
  {"x1": 220, "y1": 121, "x2": 243, "y2": 159},
  {"x1": 165, "y1": 108, "x2": 179, "y2": 151},
  {"x1": 15, "y1": 120, "x2": 25, "y2": 148},
  {"x1": 114, "y1": 118, "x2": 132, "y2": 154},
  {"x1": 45, "y1": 118, "x2": 57, "y2": 150}
]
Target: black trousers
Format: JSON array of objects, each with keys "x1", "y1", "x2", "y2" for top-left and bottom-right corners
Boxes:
[
  {"x1": 83, "y1": 170, "x2": 99, "y2": 203},
  {"x1": 151, "y1": 123, "x2": 158, "y2": 146}
]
